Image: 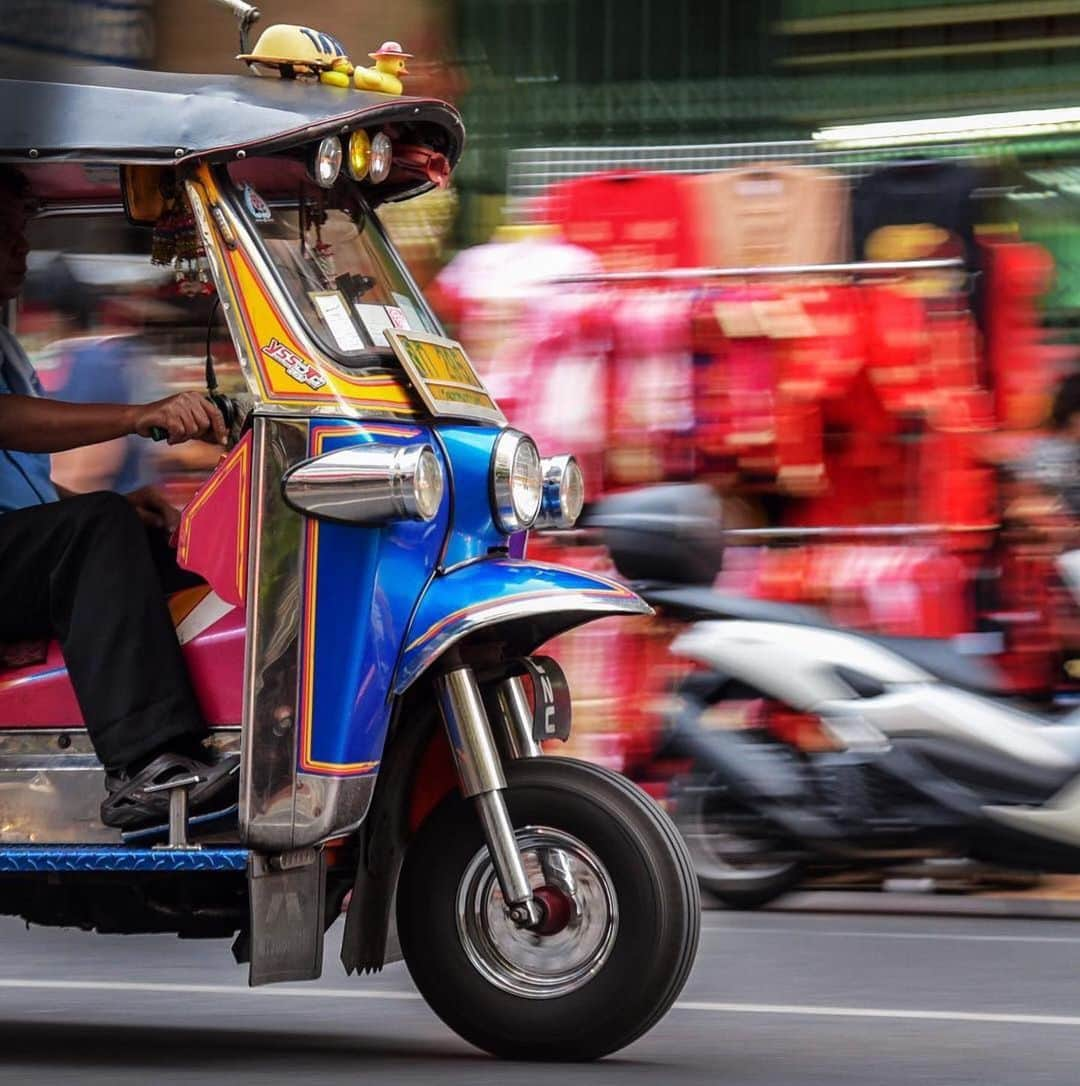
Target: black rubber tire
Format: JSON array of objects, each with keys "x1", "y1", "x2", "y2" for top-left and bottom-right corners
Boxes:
[
  {"x1": 673, "y1": 780, "x2": 804, "y2": 910},
  {"x1": 697, "y1": 864, "x2": 804, "y2": 910},
  {"x1": 396, "y1": 757, "x2": 701, "y2": 1061}
]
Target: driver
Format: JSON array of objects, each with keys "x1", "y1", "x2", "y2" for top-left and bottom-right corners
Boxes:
[{"x1": 0, "y1": 165, "x2": 240, "y2": 831}]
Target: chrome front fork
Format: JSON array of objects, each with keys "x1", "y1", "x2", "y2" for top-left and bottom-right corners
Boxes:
[{"x1": 435, "y1": 667, "x2": 545, "y2": 928}]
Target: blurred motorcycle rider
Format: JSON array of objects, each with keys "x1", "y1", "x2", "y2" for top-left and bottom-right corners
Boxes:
[{"x1": 0, "y1": 164, "x2": 239, "y2": 830}]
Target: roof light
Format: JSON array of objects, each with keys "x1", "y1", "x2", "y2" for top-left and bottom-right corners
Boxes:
[
  {"x1": 813, "y1": 106, "x2": 1080, "y2": 149},
  {"x1": 313, "y1": 136, "x2": 342, "y2": 188},
  {"x1": 369, "y1": 131, "x2": 393, "y2": 184},
  {"x1": 347, "y1": 130, "x2": 371, "y2": 181}
]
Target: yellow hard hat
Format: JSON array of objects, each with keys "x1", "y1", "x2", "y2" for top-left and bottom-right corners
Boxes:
[{"x1": 238, "y1": 24, "x2": 349, "y2": 71}]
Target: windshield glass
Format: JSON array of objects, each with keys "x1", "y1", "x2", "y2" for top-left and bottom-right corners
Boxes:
[{"x1": 227, "y1": 161, "x2": 440, "y2": 362}]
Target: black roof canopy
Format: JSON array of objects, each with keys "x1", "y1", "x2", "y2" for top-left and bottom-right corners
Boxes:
[{"x1": 0, "y1": 67, "x2": 464, "y2": 180}]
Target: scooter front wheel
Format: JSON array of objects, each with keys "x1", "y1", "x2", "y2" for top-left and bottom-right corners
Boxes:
[{"x1": 397, "y1": 757, "x2": 700, "y2": 1060}]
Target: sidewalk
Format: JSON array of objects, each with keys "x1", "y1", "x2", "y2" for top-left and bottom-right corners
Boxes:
[{"x1": 720, "y1": 876, "x2": 1080, "y2": 920}]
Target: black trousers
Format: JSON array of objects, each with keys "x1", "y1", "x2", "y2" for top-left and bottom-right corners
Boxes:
[{"x1": 0, "y1": 492, "x2": 206, "y2": 772}]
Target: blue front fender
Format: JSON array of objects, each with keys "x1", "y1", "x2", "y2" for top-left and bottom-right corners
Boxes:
[{"x1": 393, "y1": 559, "x2": 651, "y2": 694}]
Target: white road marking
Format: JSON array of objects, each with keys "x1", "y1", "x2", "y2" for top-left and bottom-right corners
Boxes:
[
  {"x1": 0, "y1": 977, "x2": 1079, "y2": 1028},
  {"x1": 0, "y1": 978, "x2": 421, "y2": 1001},
  {"x1": 700, "y1": 923, "x2": 1080, "y2": 945},
  {"x1": 674, "y1": 1001, "x2": 1080, "y2": 1028}
]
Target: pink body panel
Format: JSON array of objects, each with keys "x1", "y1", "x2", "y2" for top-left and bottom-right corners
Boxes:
[{"x1": 0, "y1": 607, "x2": 245, "y2": 728}]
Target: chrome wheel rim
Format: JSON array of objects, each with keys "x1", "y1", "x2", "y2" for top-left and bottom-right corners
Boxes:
[{"x1": 456, "y1": 826, "x2": 618, "y2": 1000}]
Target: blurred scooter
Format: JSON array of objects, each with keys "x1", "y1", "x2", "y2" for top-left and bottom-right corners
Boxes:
[{"x1": 585, "y1": 485, "x2": 1080, "y2": 908}]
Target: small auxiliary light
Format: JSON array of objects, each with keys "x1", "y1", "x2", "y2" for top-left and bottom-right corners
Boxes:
[
  {"x1": 347, "y1": 130, "x2": 371, "y2": 180},
  {"x1": 313, "y1": 136, "x2": 343, "y2": 188},
  {"x1": 369, "y1": 131, "x2": 393, "y2": 184}
]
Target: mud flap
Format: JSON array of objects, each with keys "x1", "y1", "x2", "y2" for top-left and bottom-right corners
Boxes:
[
  {"x1": 247, "y1": 847, "x2": 326, "y2": 986},
  {"x1": 515, "y1": 656, "x2": 572, "y2": 743}
]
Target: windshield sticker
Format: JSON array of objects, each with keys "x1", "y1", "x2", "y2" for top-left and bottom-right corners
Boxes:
[
  {"x1": 261, "y1": 339, "x2": 327, "y2": 390},
  {"x1": 309, "y1": 291, "x2": 366, "y2": 353},
  {"x1": 391, "y1": 293, "x2": 424, "y2": 331},
  {"x1": 242, "y1": 184, "x2": 272, "y2": 223},
  {"x1": 385, "y1": 329, "x2": 505, "y2": 425},
  {"x1": 354, "y1": 303, "x2": 398, "y2": 346}
]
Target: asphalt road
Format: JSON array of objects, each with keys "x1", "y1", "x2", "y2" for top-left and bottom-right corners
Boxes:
[{"x1": 1, "y1": 910, "x2": 1080, "y2": 1084}]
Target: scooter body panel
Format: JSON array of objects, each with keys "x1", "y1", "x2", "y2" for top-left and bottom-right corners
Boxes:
[{"x1": 671, "y1": 620, "x2": 933, "y2": 711}]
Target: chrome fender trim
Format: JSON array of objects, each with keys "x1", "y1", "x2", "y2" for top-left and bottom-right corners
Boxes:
[{"x1": 394, "y1": 559, "x2": 651, "y2": 694}]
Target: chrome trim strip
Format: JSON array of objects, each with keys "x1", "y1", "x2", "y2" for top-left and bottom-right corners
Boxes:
[
  {"x1": 395, "y1": 590, "x2": 651, "y2": 694},
  {"x1": 239, "y1": 416, "x2": 307, "y2": 850}
]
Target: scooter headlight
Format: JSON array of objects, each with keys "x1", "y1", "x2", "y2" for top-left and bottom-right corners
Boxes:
[
  {"x1": 490, "y1": 429, "x2": 543, "y2": 533},
  {"x1": 535, "y1": 454, "x2": 585, "y2": 529}
]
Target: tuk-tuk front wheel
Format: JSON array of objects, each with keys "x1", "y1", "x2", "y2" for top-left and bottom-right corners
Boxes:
[{"x1": 396, "y1": 757, "x2": 700, "y2": 1060}]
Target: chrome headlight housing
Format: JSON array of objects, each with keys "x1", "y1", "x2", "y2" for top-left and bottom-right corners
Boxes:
[
  {"x1": 535, "y1": 455, "x2": 585, "y2": 529},
  {"x1": 490, "y1": 429, "x2": 543, "y2": 533},
  {"x1": 283, "y1": 443, "x2": 444, "y2": 524}
]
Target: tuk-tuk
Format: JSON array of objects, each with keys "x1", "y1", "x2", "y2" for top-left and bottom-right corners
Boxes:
[{"x1": 0, "y1": 19, "x2": 699, "y2": 1063}]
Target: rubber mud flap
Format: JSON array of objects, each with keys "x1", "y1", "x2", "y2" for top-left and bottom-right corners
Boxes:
[
  {"x1": 518, "y1": 655, "x2": 572, "y2": 742},
  {"x1": 247, "y1": 848, "x2": 326, "y2": 986}
]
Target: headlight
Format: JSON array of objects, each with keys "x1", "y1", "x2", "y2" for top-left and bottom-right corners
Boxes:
[
  {"x1": 490, "y1": 429, "x2": 543, "y2": 533},
  {"x1": 535, "y1": 455, "x2": 585, "y2": 529},
  {"x1": 369, "y1": 131, "x2": 393, "y2": 184},
  {"x1": 347, "y1": 130, "x2": 371, "y2": 181},
  {"x1": 410, "y1": 445, "x2": 444, "y2": 520},
  {"x1": 282, "y1": 442, "x2": 444, "y2": 524},
  {"x1": 313, "y1": 136, "x2": 342, "y2": 188}
]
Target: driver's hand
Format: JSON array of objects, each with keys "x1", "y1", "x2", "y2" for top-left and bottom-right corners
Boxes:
[
  {"x1": 126, "y1": 486, "x2": 181, "y2": 533},
  {"x1": 131, "y1": 392, "x2": 226, "y2": 446}
]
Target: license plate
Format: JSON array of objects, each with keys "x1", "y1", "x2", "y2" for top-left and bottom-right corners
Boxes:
[{"x1": 385, "y1": 329, "x2": 505, "y2": 425}]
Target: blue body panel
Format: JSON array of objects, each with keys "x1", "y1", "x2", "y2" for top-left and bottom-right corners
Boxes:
[
  {"x1": 0, "y1": 846, "x2": 249, "y2": 872},
  {"x1": 435, "y1": 424, "x2": 506, "y2": 569},
  {"x1": 299, "y1": 420, "x2": 648, "y2": 770},
  {"x1": 394, "y1": 558, "x2": 650, "y2": 693},
  {"x1": 298, "y1": 420, "x2": 450, "y2": 774}
]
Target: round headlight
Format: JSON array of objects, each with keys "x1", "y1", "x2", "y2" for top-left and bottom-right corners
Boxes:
[
  {"x1": 392, "y1": 444, "x2": 444, "y2": 521},
  {"x1": 347, "y1": 130, "x2": 371, "y2": 181},
  {"x1": 537, "y1": 454, "x2": 585, "y2": 528},
  {"x1": 369, "y1": 131, "x2": 393, "y2": 184},
  {"x1": 314, "y1": 136, "x2": 342, "y2": 188},
  {"x1": 412, "y1": 446, "x2": 444, "y2": 520},
  {"x1": 491, "y1": 429, "x2": 543, "y2": 533}
]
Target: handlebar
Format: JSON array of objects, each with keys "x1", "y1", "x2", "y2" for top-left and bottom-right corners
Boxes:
[{"x1": 148, "y1": 392, "x2": 243, "y2": 443}]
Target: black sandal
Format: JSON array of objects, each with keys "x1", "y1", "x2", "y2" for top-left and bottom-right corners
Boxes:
[{"x1": 101, "y1": 752, "x2": 240, "y2": 830}]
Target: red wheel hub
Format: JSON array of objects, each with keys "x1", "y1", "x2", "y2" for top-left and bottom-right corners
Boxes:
[{"x1": 531, "y1": 884, "x2": 573, "y2": 936}]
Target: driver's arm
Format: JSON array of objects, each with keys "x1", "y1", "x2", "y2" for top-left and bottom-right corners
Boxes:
[{"x1": 0, "y1": 391, "x2": 226, "y2": 452}]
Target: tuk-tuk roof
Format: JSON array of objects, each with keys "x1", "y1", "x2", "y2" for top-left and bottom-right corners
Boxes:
[{"x1": 0, "y1": 67, "x2": 464, "y2": 199}]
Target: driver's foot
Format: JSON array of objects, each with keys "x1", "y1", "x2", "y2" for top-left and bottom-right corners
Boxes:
[{"x1": 100, "y1": 749, "x2": 240, "y2": 830}]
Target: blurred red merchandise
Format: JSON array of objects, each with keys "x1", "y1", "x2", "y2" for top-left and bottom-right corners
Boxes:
[
  {"x1": 861, "y1": 283, "x2": 932, "y2": 413},
  {"x1": 684, "y1": 164, "x2": 851, "y2": 268},
  {"x1": 994, "y1": 547, "x2": 1059, "y2": 693},
  {"x1": 546, "y1": 171, "x2": 697, "y2": 271},
  {"x1": 776, "y1": 284, "x2": 864, "y2": 402},
  {"x1": 509, "y1": 291, "x2": 613, "y2": 490},
  {"x1": 607, "y1": 290, "x2": 695, "y2": 486},
  {"x1": 981, "y1": 239, "x2": 1056, "y2": 429},
  {"x1": 920, "y1": 388, "x2": 997, "y2": 548}
]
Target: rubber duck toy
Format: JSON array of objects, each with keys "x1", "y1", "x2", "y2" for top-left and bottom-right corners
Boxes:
[{"x1": 353, "y1": 41, "x2": 412, "y2": 95}]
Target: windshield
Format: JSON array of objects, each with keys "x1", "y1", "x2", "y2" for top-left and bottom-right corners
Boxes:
[{"x1": 226, "y1": 162, "x2": 440, "y2": 363}]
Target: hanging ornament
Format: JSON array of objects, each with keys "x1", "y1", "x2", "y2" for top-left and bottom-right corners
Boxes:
[{"x1": 151, "y1": 179, "x2": 207, "y2": 292}]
